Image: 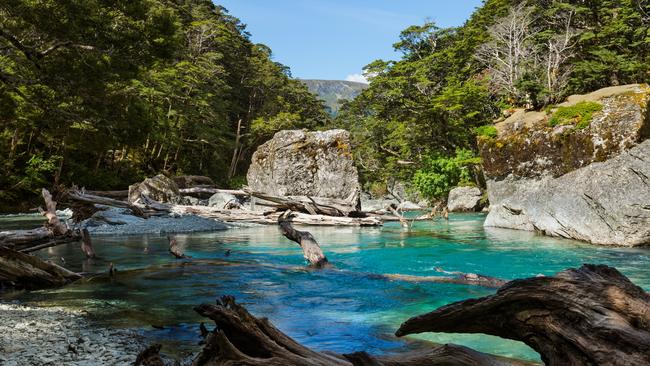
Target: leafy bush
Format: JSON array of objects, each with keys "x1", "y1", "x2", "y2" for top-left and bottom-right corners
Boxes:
[
  {"x1": 412, "y1": 149, "x2": 481, "y2": 200},
  {"x1": 474, "y1": 125, "x2": 498, "y2": 139},
  {"x1": 548, "y1": 101, "x2": 603, "y2": 129}
]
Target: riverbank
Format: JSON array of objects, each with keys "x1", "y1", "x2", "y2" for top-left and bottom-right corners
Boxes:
[{"x1": 0, "y1": 302, "x2": 166, "y2": 366}]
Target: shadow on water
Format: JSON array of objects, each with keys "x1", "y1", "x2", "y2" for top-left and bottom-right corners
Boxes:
[{"x1": 2, "y1": 212, "x2": 650, "y2": 362}]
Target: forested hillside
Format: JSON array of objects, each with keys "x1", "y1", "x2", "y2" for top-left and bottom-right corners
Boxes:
[
  {"x1": 0, "y1": 0, "x2": 329, "y2": 211},
  {"x1": 302, "y1": 80, "x2": 368, "y2": 115},
  {"x1": 337, "y1": 0, "x2": 650, "y2": 200}
]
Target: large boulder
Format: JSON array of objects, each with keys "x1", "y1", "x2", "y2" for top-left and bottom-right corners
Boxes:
[
  {"x1": 128, "y1": 174, "x2": 182, "y2": 204},
  {"x1": 208, "y1": 192, "x2": 241, "y2": 210},
  {"x1": 447, "y1": 187, "x2": 483, "y2": 212},
  {"x1": 246, "y1": 129, "x2": 360, "y2": 200},
  {"x1": 479, "y1": 84, "x2": 650, "y2": 246}
]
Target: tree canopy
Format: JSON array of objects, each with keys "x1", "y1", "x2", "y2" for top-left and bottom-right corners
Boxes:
[
  {"x1": 0, "y1": 0, "x2": 329, "y2": 211},
  {"x1": 336, "y1": 0, "x2": 649, "y2": 200}
]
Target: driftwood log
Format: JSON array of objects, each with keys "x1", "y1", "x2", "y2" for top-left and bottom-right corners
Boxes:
[
  {"x1": 245, "y1": 189, "x2": 359, "y2": 217},
  {"x1": 0, "y1": 246, "x2": 81, "y2": 289},
  {"x1": 80, "y1": 228, "x2": 96, "y2": 259},
  {"x1": 0, "y1": 189, "x2": 80, "y2": 251},
  {"x1": 168, "y1": 235, "x2": 190, "y2": 259},
  {"x1": 278, "y1": 212, "x2": 329, "y2": 268},
  {"x1": 186, "y1": 296, "x2": 526, "y2": 366},
  {"x1": 396, "y1": 264, "x2": 650, "y2": 366}
]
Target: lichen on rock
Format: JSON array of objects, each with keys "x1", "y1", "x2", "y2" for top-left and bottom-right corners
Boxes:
[{"x1": 246, "y1": 129, "x2": 361, "y2": 200}]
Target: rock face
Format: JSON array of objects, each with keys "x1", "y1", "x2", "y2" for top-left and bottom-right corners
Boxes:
[
  {"x1": 128, "y1": 174, "x2": 182, "y2": 204},
  {"x1": 447, "y1": 186, "x2": 483, "y2": 212},
  {"x1": 479, "y1": 84, "x2": 650, "y2": 246},
  {"x1": 246, "y1": 129, "x2": 360, "y2": 200}
]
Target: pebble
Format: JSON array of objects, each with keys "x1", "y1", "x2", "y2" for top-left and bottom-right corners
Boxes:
[{"x1": 0, "y1": 303, "x2": 148, "y2": 365}]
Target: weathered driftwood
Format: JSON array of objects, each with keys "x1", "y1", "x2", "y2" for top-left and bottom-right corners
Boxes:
[
  {"x1": 245, "y1": 189, "x2": 359, "y2": 217},
  {"x1": 135, "y1": 344, "x2": 164, "y2": 366},
  {"x1": 187, "y1": 295, "x2": 524, "y2": 366},
  {"x1": 65, "y1": 189, "x2": 149, "y2": 218},
  {"x1": 179, "y1": 187, "x2": 248, "y2": 198},
  {"x1": 0, "y1": 189, "x2": 80, "y2": 251},
  {"x1": 84, "y1": 190, "x2": 129, "y2": 200},
  {"x1": 168, "y1": 235, "x2": 190, "y2": 259},
  {"x1": 396, "y1": 264, "x2": 650, "y2": 366},
  {"x1": 278, "y1": 212, "x2": 329, "y2": 268},
  {"x1": 0, "y1": 247, "x2": 81, "y2": 289},
  {"x1": 171, "y1": 205, "x2": 383, "y2": 226},
  {"x1": 80, "y1": 228, "x2": 96, "y2": 259}
]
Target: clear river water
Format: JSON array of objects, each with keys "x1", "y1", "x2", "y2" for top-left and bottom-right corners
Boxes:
[{"x1": 2, "y1": 213, "x2": 650, "y2": 363}]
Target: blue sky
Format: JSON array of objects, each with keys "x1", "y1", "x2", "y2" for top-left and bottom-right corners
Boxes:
[{"x1": 215, "y1": 0, "x2": 484, "y2": 82}]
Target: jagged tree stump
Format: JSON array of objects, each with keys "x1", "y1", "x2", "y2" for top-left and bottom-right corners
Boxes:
[
  {"x1": 396, "y1": 264, "x2": 650, "y2": 366},
  {"x1": 278, "y1": 211, "x2": 329, "y2": 268}
]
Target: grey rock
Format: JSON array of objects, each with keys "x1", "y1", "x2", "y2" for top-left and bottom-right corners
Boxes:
[
  {"x1": 398, "y1": 201, "x2": 422, "y2": 211},
  {"x1": 208, "y1": 192, "x2": 241, "y2": 209},
  {"x1": 361, "y1": 198, "x2": 397, "y2": 212},
  {"x1": 128, "y1": 174, "x2": 182, "y2": 204},
  {"x1": 182, "y1": 196, "x2": 200, "y2": 205},
  {"x1": 485, "y1": 140, "x2": 650, "y2": 246},
  {"x1": 246, "y1": 129, "x2": 360, "y2": 199},
  {"x1": 447, "y1": 187, "x2": 483, "y2": 212}
]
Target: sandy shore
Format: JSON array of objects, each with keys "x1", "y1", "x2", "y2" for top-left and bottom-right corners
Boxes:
[{"x1": 0, "y1": 302, "x2": 150, "y2": 366}]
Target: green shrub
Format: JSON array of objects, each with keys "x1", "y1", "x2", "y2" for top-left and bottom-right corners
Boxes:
[
  {"x1": 412, "y1": 149, "x2": 481, "y2": 200},
  {"x1": 548, "y1": 101, "x2": 603, "y2": 129},
  {"x1": 474, "y1": 125, "x2": 498, "y2": 139}
]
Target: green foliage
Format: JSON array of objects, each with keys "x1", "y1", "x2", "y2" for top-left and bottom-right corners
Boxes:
[
  {"x1": 0, "y1": 0, "x2": 329, "y2": 210},
  {"x1": 412, "y1": 149, "x2": 482, "y2": 200},
  {"x1": 548, "y1": 102, "x2": 603, "y2": 129},
  {"x1": 474, "y1": 125, "x2": 498, "y2": 139}
]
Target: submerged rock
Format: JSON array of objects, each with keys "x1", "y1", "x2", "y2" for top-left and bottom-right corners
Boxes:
[
  {"x1": 447, "y1": 187, "x2": 483, "y2": 212},
  {"x1": 128, "y1": 174, "x2": 182, "y2": 204},
  {"x1": 480, "y1": 84, "x2": 650, "y2": 246},
  {"x1": 246, "y1": 129, "x2": 360, "y2": 200}
]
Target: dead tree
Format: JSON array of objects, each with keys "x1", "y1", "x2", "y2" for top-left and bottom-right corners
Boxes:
[
  {"x1": 0, "y1": 189, "x2": 79, "y2": 251},
  {"x1": 168, "y1": 235, "x2": 190, "y2": 259},
  {"x1": 188, "y1": 296, "x2": 521, "y2": 366},
  {"x1": 278, "y1": 212, "x2": 329, "y2": 268},
  {"x1": 80, "y1": 228, "x2": 96, "y2": 259},
  {"x1": 0, "y1": 247, "x2": 81, "y2": 289},
  {"x1": 396, "y1": 264, "x2": 650, "y2": 366}
]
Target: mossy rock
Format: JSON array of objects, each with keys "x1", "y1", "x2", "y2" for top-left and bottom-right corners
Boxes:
[{"x1": 479, "y1": 84, "x2": 650, "y2": 179}]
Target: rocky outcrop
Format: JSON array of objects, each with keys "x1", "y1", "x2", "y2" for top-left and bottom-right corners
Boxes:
[
  {"x1": 447, "y1": 186, "x2": 483, "y2": 212},
  {"x1": 128, "y1": 174, "x2": 182, "y2": 204},
  {"x1": 246, "y1": 129, "x2": 360, "y2": 200},
  {"x1": 479, "y1": 84, "x2": 650, "y2": 246}
]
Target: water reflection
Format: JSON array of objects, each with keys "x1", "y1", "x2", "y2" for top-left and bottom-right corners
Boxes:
[{"x1": 2, "y1": 213, "x2": 649, "y2": 362}]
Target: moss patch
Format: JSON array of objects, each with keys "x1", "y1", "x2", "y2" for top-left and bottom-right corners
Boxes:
[
  {"x1": 548, "y1": 101, "x2": 603, "y2": 129},
  {"x1": 475, "y1": 125, "x2": 498, "y2": 139}
]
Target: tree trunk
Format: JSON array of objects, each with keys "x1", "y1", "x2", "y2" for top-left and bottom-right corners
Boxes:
[
  {"x1": 396, "y1": 264, "x2": 650, "y2": 366},
  {"x1": 278, "y1": 212, "x2": 329, "y2": 268},
  {"x1": 0, "y1": 247, "x2": 81, "y2": 290},
  {"x1": 187, "y1": 296, "x2": 526, "y2": 366}
]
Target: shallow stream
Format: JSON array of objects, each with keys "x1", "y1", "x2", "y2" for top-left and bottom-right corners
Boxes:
[{"x1": 2, "y1": 213, "x2": 649, "y2": 362}]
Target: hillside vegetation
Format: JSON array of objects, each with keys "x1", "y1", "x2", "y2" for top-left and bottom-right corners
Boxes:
[
  {"x1": 337, "y1": 0, "x2": 650, "y2": 201},
  {"x1": 302, "y1": 80, "x2": 368, "y2": 115},
  {"x1": 0, "y1": 0, "x2": 330, "y2": 211}
]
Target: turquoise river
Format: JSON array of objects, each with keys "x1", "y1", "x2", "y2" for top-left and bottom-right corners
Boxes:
[{"x1": 2, "y1": 213, "x2": 650, "y2": 363}]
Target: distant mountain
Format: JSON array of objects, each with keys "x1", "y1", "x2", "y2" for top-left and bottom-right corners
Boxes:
[{"x1": 301, "y1": 79, "x2": 368, "y2": 115}]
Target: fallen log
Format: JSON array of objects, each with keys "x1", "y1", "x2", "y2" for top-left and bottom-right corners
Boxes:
[
  {"x1": 64, "y1": 189, "x2": 149, "y2": 219},
  {"x1": 0, "y1": 189, "x2": 80, "y2": 251},
  {"x1": 168, "y1": 235, "x2": 190, "y2": 259},
  {"x1": 278, "y1": 212, "x2": 329, "y2": 268},
  {"x1": 84, "y1": 190, "x2": 129, "y2": 200},
  {"x1": 188, "y1": 295, "x2": 525, "y2": 366},
  {"x1": 245, "y1": 189, "x2": 359, "y2": 217},
  {"x1": 179, "y1": 187, "x2": 248, "y2": 198},
  {"x1": 0, "y1": 247, "x2": 82, "y2": 289},
  {"x1": 396, "y1": 264, "x2": 650, "y2": 366}
]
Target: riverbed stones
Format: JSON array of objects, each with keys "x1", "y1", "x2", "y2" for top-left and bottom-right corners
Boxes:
[
  {"x1": 447, "y1": 187, "x2": 483, "y2": 212},
  {"x1": 246, "y1": 129, "x2": 360, "y2": 200},
  {"x1": 479, "y1": 84, "x2": 650, "y2": 246},
  {"x1": 0, "y1": 303, "x2": 146, "y2": 366},
  {"x1": 128, "y1": 174, "x2": 182, "y2": 204}
]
